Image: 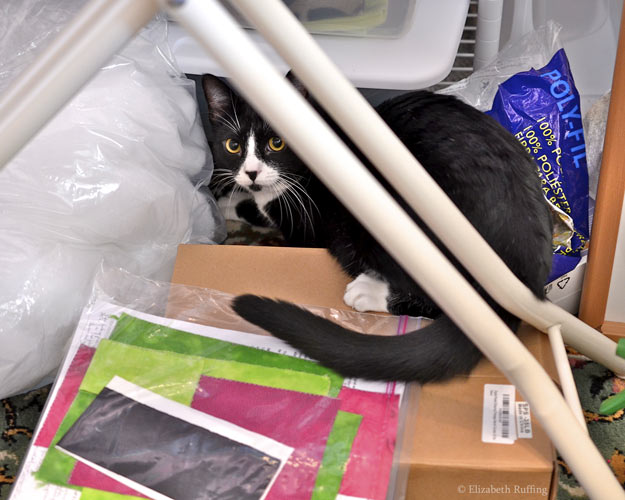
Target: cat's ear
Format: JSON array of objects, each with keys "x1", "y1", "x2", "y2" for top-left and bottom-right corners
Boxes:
[
  {"x1": 286, "y1": 70, "x2": 309, "y2": 100},
  {"x1": 202, "y1": 74, "x2": 232, "y2": 122}
]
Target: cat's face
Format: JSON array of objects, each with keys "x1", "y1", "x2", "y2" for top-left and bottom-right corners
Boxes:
[{"x1": 202, "y1": 75, "x2": 311, "y2": 204}]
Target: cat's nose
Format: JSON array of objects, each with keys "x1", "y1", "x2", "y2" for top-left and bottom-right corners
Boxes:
[{"x1": 246, "y1": 171, "x2": 258, "y2": 181}]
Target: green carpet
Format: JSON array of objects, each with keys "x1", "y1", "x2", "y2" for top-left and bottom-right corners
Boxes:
[
  {"x1": 1, "y1": 385, "x2": 50, "y2": 497},
  {"x1": 556, "y1": 356, "x2": 625, "y2": 499}
]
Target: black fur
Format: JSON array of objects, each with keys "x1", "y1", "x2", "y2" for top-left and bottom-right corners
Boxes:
[
  {"x1": 232, "y1": 295, "x2": 485, "y2": 382},
  {"x1": 204, "y1": 74, "x2": 554, "y2": 383}
]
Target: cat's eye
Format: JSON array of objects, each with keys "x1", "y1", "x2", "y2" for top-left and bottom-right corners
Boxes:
[
  {"x1": 225, "y1": 138, "x2": 241, "y2": 154},
  {"x1": 268, "y1": 136, "x2": 285, "y2": 152}
]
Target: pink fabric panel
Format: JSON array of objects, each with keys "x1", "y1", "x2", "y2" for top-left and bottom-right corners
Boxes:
[
  {"x1": 34, "y1": 345, "x2": 96, "y2": 447},
  {"x1": 337, "y1": 387, "x2": 401, "y2": 500},
  {"x1": 192, "y1": 376, "x2": 341, "y2": 500}
]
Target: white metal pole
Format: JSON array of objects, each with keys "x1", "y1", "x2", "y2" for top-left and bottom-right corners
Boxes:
[
  {"x1": 162, "y1": 0, "x2": 624, "y2": 497},
  {"x1": 0, "y1": 0, "x2": 159, "y2": 170},
  {"x1": 226, "y1": 0, "x2": 625, "y2": 378}
]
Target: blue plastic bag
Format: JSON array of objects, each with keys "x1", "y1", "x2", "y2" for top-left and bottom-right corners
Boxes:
[{"x1": 486, "y1": 48, "x2": 589, "y2": 282}]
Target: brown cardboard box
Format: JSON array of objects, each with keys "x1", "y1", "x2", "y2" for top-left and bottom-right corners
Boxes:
[{"x1": 172, "y1": 244, "x2": 557, "y2": 500}]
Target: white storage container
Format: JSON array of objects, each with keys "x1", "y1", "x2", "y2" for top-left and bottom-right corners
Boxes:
[
  {"x1": 167, "y1": 0, "x2": 471, "y2": 89},
  {"x1": 226, "y1": 0, "x2": 418, "y2": 38}
]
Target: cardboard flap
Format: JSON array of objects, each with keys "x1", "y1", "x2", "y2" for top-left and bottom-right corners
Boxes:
[{"x1": 172, "y1": 245, "x2": 352, "y2": 310}]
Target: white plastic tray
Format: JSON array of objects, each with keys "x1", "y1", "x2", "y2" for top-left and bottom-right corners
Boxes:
[{"x1": 167, "y1": 0, "x2": 470, "y2": 89}]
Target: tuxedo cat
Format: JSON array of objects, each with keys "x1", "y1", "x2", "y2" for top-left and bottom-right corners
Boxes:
[{"x1": 202, "y1": 74, "x2": 553, "y2": 383}]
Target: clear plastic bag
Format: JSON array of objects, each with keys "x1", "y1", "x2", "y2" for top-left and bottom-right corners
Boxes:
[
  {"x1": 92, "y1": 266, "x2": 425, "y2": 338},
  {"x1": 0, "y1": 0, "x2": 226, "y2": 399},
  {"x1": 91, "y1": 267, "x2": 418, "y2": 500},
  {"x1": 438, "y1": 21, "x2": 564, "y2": 110}
]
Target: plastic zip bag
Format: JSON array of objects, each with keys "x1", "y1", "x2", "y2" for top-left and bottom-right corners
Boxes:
[{"x1": 12, "y1": 267, "x2": 418, "y2": 500}]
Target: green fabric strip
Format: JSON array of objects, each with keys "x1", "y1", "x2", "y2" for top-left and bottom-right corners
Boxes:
[
  {"x1": 79, "y1": 339, "x2": 206, "y2": 405},
  {"x1": 311, "y1": 411, "x2": 363, "y2": 500},
  {"x1": 80, "y1": 488, "x2": 145, "y2": 500},
  {"x1": 110, "y1": 313, "x2": 344, "y2": 397},
  {"x1": 203, "y1": 359, "x2": 331, "y2": 395},
  {"x1": 79, "y1": 340, "x2": 331, "y2": 400}
]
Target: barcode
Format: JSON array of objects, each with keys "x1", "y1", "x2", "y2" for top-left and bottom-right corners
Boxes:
[
  {"x1": 501, "y1": 393, "x2": 510, "y2": 438},
  {"x1": 482, "y1": 384, "x2": 516, "y2": 444},
  {"x1": 516, "y1": 401, "x2": 533, "y2": 438}
]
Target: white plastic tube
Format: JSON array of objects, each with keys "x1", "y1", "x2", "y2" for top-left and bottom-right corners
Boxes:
[
  {"x1": 509, "y1": 0, "x2": 535, "y2": 44},
  {"x1": 227, "y1": 0, "x2": 625, "y2": 379},
  {"x1": 547, "y1": 324, "x2": 588, "y2": 432},
  {"x1": 162, "y1": 0, "x2": 624, "y2": 498},
  {"x1": 0, "y1": 0, "x2": 159, "y2": 170},
  {"x1": 474, "y1": 0, "x2": 504, "y2": 69}
]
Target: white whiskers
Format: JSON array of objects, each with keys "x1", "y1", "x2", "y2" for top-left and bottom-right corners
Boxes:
[
  {"x1": 211, "y1": 161, "x2": 320, "y2": 242},
  {"x1": 273, "y1": 173, "x2": 320, "y2": 241},
  {"x1": 215, "y1": 115, "x2": 239, "y2": 134},
  {"x1": 231, "y1": 96, "x2": 242, "y2": 132},
  {"x1": 210, "y1": 168, "x2": 239, "y2": 198}
]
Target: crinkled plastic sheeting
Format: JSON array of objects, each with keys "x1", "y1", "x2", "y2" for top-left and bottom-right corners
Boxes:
[
  {"x1": 486, "y1": 48, "x2": 589, "y2": 281},
  {"x1": 0, "y1": 0, "x2": 225, "y2": 399}
]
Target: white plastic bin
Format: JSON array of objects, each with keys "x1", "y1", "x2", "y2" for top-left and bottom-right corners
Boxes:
[{"x1": 167, "y1": 0, "x2": 470, "y2": 89}]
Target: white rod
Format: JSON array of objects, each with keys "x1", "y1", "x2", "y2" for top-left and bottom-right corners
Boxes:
[
  {"x1": 509, "y1": 0, "x2": 535, "y2": 44},
  {"x1": 163, "y1": 1, "x2": 624, "y2": 498},
  {"x1": 227, "y1": 0, "x2": 625, "y2": 378},
  {"x1": 0, "y1": 0, "x2": 159, "y2": 170},
  {"x1": 474, "y1": 0, "x2": 504, "y2": 70},
  {"x1": 547, "y1": 324, "x2": 588, "y2": 433}
]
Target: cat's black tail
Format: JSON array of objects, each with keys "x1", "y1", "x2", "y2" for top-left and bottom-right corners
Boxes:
[{"x1": 231, "y1": 295, "x2": 497, "y2": 383}]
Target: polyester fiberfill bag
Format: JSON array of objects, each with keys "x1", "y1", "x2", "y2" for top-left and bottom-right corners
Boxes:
[{"x1": 440, "y1": 22, "x2": 589, "y2": 283}]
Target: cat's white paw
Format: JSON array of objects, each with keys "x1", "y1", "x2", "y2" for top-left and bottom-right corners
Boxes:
[
  {"x1": 217, "y1": 192, "x2": 253, "y2": 221},
  {"x1": 344, "y1": 273, "x2": 390, "y2": 313}
]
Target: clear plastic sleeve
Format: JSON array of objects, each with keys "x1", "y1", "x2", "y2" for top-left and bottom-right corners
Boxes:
[
  {"x1": 92, "y1": 266, "x2": 427, "y2": 338},
  {"x1": 91, "y1": 267, "x2": 420, "y2": 500},
  {"x1": 10, "y1": 266, "x2": 420, "y2": 500}
]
